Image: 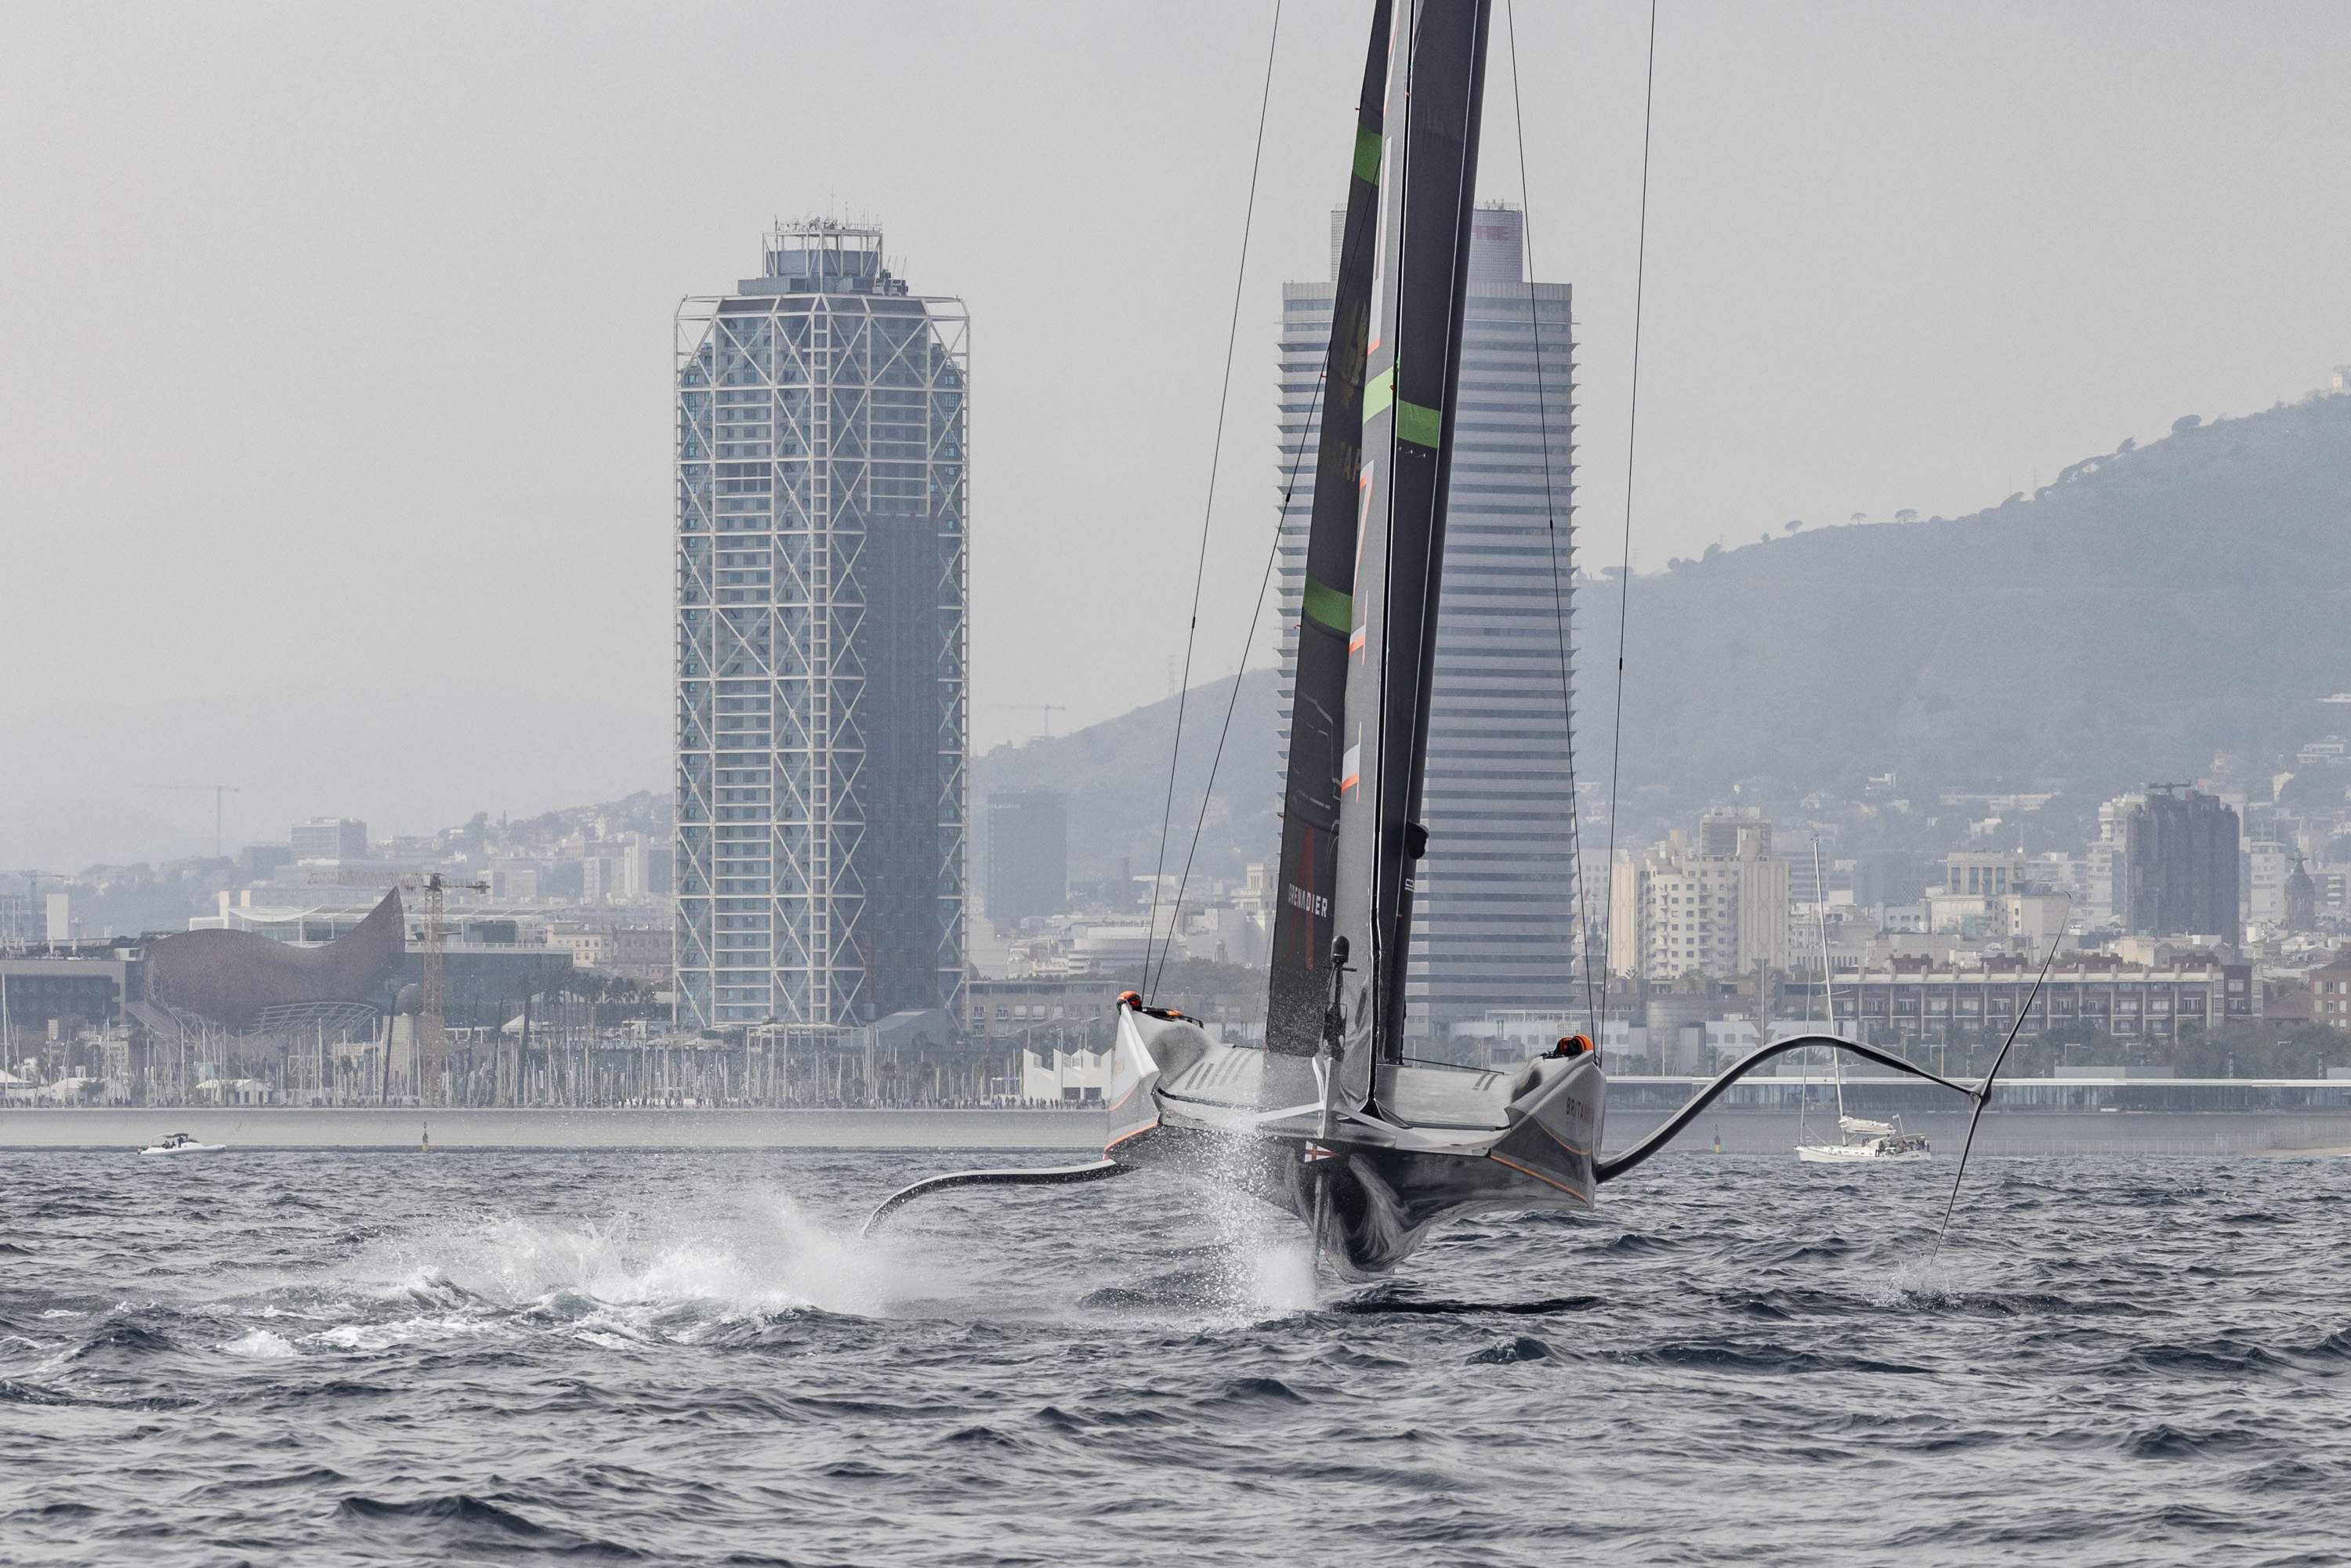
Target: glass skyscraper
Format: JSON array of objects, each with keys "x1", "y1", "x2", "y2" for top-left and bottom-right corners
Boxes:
[
  {"x1": 673, "y1": 220, "x2": 968, "y2": 1030},
  {"x1": 1277, "y1": 201, "x2": 1578, "y2": 1036}
]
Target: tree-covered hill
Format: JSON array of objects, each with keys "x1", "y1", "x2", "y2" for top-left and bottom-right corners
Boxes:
[
  {"x1": 978, "y1": 393, "x2": 2351, "y2": 885},
  {"x1": 1583, "y1": 393, "x2": 2351, "y2": 807}
]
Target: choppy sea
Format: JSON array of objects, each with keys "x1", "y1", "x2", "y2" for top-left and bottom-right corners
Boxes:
[{"x1": 3, "y1": 1146, "x2": 2348, "y2": 1566}]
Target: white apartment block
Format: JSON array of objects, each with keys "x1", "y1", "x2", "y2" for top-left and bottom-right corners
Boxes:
[{"x1": 1608, "y1": 827, "x2": 1791, "y2": 980}]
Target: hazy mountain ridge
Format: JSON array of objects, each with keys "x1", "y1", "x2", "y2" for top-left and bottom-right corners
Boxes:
[
  {"x1": 971, "y1": 672, "x2": 1284, "y2": 889},
  {"x1": 1585, "y1": 393, "x2": 2351, "y2": 807},
  {"x1": 977, "y1": 393, "x2": 2351, "y2": 882}
]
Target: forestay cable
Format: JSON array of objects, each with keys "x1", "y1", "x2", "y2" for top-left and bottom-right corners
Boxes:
[
  {"x1": 1596, "y1": 0, "x2": 1659, "y2": 990},
  {"x1": 1503, "y1": 0, "x2": 1599, "y2": 1037},
  {"x1": 1929, "y1": 907, "x2": 2070, "y2": 1266},
  {"x1": 1143, "y1": 0, "x2": 1287, "y2": 996}
]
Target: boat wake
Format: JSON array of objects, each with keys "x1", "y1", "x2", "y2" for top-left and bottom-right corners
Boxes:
[{"x1": 211, "y1": 1196, "x2": 956, "y2": 1357}]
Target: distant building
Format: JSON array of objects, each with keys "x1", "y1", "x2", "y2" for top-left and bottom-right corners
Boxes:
[
  {"x1": 1608, "y1": 814, "x2": 1790, "y2": 980},
  {"x1": 606, "y1": 925, "x2": 671, "y2": 983},
  {"x1": 2287, "y1": 855, "x2": 2320, "y2": 932},
  {"x1": 2249, "y1": 842, "x2": 2291, "y2": 925},
  {"x1": 2117, "y1": 786, "x2": 2241, "y2": 943},
  {"x1": 488, "y1": 864, "x2": 540, "y2": 902},
  {"x1": 1846, "y1": 953, "x2": 2255, "y2": 1045},
  {"x1": 985, "y1": 790, "x2": 1069, "y2": 925},
  {"x1": 2309, "y1": 949, "x2": 2351, "y2": 1029},
  {"x1": 965, "y1": 976, "x2": 1110, "y2": 1048},
  {"x1": 1277, "y1": 201, "x2": 1579, "y2": 1034},
  {"x1": 1851, "y1": 850, "x2": 1931, "y2": 909},
  {"x1": 1698, "y1": 809, "x2": 1770, "y2": 859},
  {"x1": 544, "y1": 924, "x2": 610, "y2": 969},
  {"x1": 292, "y1": 818, "x2": 368, "y2": 863},
  {"x1": 241, "y1": 845, "x2": 293, "y2": 878},
  {"x1": 1943, "y1": 851, "x2": 2030, "y2": 897},
  {"x1": 672, "y1": 219, "x2": 969, "y2": 1029}
]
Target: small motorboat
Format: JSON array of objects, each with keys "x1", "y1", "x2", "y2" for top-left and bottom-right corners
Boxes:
[{"x1": 139, "y1": 1132, "x2": 225, "y2": 1156}]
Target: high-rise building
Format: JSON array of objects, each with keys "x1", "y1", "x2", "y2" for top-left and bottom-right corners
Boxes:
[
  {"x1": 1607, "y1": 814, "x2": 1791, "y2": 981},
  {"x1": 672, "y1": 219, "x2": 969, "y2": 1030},
  {"x1": 292, "y1": 817, "x2": 368, "y2": 862},
  {"x1": 1276, "y1": 201, "x2": 1579, "y2": 1035},
  {"x1": 985, "y1": 790, "x2": 1068, "y2": 927},
  {"x1": 2117, "y1": 786, "x2": 2241, "y2": 943}
]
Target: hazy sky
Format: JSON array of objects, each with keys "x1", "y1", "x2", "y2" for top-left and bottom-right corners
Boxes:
[{"x1": 4, "y1": 1, "x2": 2348, "y2": 864}]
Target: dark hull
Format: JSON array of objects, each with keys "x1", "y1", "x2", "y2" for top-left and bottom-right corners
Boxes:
[{"x1": 1107, "y1": 1009, "x2": 1599, "y2": 1277}]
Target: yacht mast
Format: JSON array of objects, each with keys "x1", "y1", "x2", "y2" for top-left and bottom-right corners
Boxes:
[
  {"x1": 1266, "y1": 0, "x2": 1395, "y2": 1056},
  {"x1": 1814, "y1": 838, "x2": 1846, "y2": 1124},
  {"x1": 1331, "y1": 0, "x2": 1495, "y2": 1107}
]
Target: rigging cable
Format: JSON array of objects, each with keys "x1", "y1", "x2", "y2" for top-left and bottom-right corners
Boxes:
[
  {"x1": 1142, "y1": 0, "x2": 1286, "y2": 998},
  {"x1": 1150, "y1": 368, "x2": 1330, "y2": 1001},
  {"x1": 1503, "y1": 0, "x2": 1601, "y2": 1039},
  {"x1": 1596, "y1": 0, "x2": 1659, "y2": 993}
]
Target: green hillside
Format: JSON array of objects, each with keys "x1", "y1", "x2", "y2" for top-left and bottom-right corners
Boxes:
[
  {"x1": 977, "y1": 393, "x2": 2351, "y2": 884},
  {"x1": 1583, "y1": 392, "x2": 2351, "y2": 808}
]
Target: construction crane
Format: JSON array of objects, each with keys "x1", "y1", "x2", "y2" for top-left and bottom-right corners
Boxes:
[
  {"x1": 992, "y1": 702, "x2": 1067, "y2": 738},
  {"x1": 146, "y1": 784, "x2": 241, "y2": 860},
  {"x1": 415, "y1": 871, "x2": 489, "y2": 1105},
  {"x1": 335, "y1": 867, "x2": 488, "y2": 1103}
]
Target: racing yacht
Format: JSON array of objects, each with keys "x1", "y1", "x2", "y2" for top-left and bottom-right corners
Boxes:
[{"x1": 870, "y1": 0, "x2": 2012, "y2": 1276}]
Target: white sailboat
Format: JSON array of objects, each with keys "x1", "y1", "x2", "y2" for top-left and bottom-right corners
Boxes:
[{"x1": 1795, "y1": 841, "x2": 1929, "y2": 1164}]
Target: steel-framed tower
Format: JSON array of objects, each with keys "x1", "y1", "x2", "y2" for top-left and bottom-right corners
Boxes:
[{"x1": 674, "y1": 219, "x2": 969, "y2": 1030}]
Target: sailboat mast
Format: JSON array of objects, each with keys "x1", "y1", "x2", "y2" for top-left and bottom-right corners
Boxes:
[
  {"x1": 1332, "y1": 0, "x2": 1495, "y2": 1103},
  {"x1": 1266, "y1": 0, "x2": 1395, "y2": 1057},
  {"x1": 1814, "y1": 838, "x2": 1846, "y2": 1123}
]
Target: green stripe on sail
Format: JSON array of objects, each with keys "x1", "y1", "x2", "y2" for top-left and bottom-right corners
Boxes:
[
  {"x1": 1302, "y1": 575, "x2": 1353, "y2": 635},
  {"x1": 1396, "y1": 397, "x2": 1443, "y2": 448},
  {"x1": 1353, "y1": 126, "x2": 1382, "y2": 184},
  {"x1": 1363, "y1": 364, "x2": 1395, "y2": 420}
]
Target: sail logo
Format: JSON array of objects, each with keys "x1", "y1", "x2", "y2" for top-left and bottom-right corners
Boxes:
[
  {"x1": 1340, "y1": 741, "x2": 1362, "y2": 794},
  {"x1": 1285, "y1": 883, "x2": 1329, "y2": 919}
]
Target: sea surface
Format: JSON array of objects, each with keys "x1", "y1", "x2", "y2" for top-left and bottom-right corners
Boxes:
[{"x1": 3, "y1": 1147, "x2": 2347, "y2": 1566}]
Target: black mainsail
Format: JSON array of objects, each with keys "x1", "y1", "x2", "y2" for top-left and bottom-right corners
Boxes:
[
  {"x1": 1331, "y1": 0, "x2": 1494, "y2": 1108},
  {"x1": 1266, "y1": 0, "x2": 1395, "y2": 1056}
]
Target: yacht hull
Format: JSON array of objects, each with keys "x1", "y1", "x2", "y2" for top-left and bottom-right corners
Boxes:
[
  {"x1": 1796, "y1": 1143, "x2": 1931, "y2": 1166},
  {"x1": 1107, "y1": 1008, "x2": 1602, "y2": 1276}
]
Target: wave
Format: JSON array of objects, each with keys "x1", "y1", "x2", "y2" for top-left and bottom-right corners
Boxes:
[
  {"x1": 0, "y1": 1378, "x2": 195, "y2": 1410},
  {"x1": 222, "y1": 1326, "x2": 299, "y2": 1360},
  {"x1": 335, "y1": 1493, "x2": 646, "y2": 1560},
  {"x1": 1197, "y1": 1374, "x2": 1310, "y2": 1407},
  {"x1": 1614, "y1": 1339, "x2": 1936, "y2": 1376},
  {"x1": 1466, "y1": 1334, "x2": 1553, "y2": 1363},
  {"x1": 2110, "y1": 1338, "x2": 2288, "y2": 1377},
  {"x1": 277, "y1": 1196, "x2": 955, "y2": 1352},
  {"x1": 1335, "y1": 1291, "x2": 1603, "y2": 1317}
]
